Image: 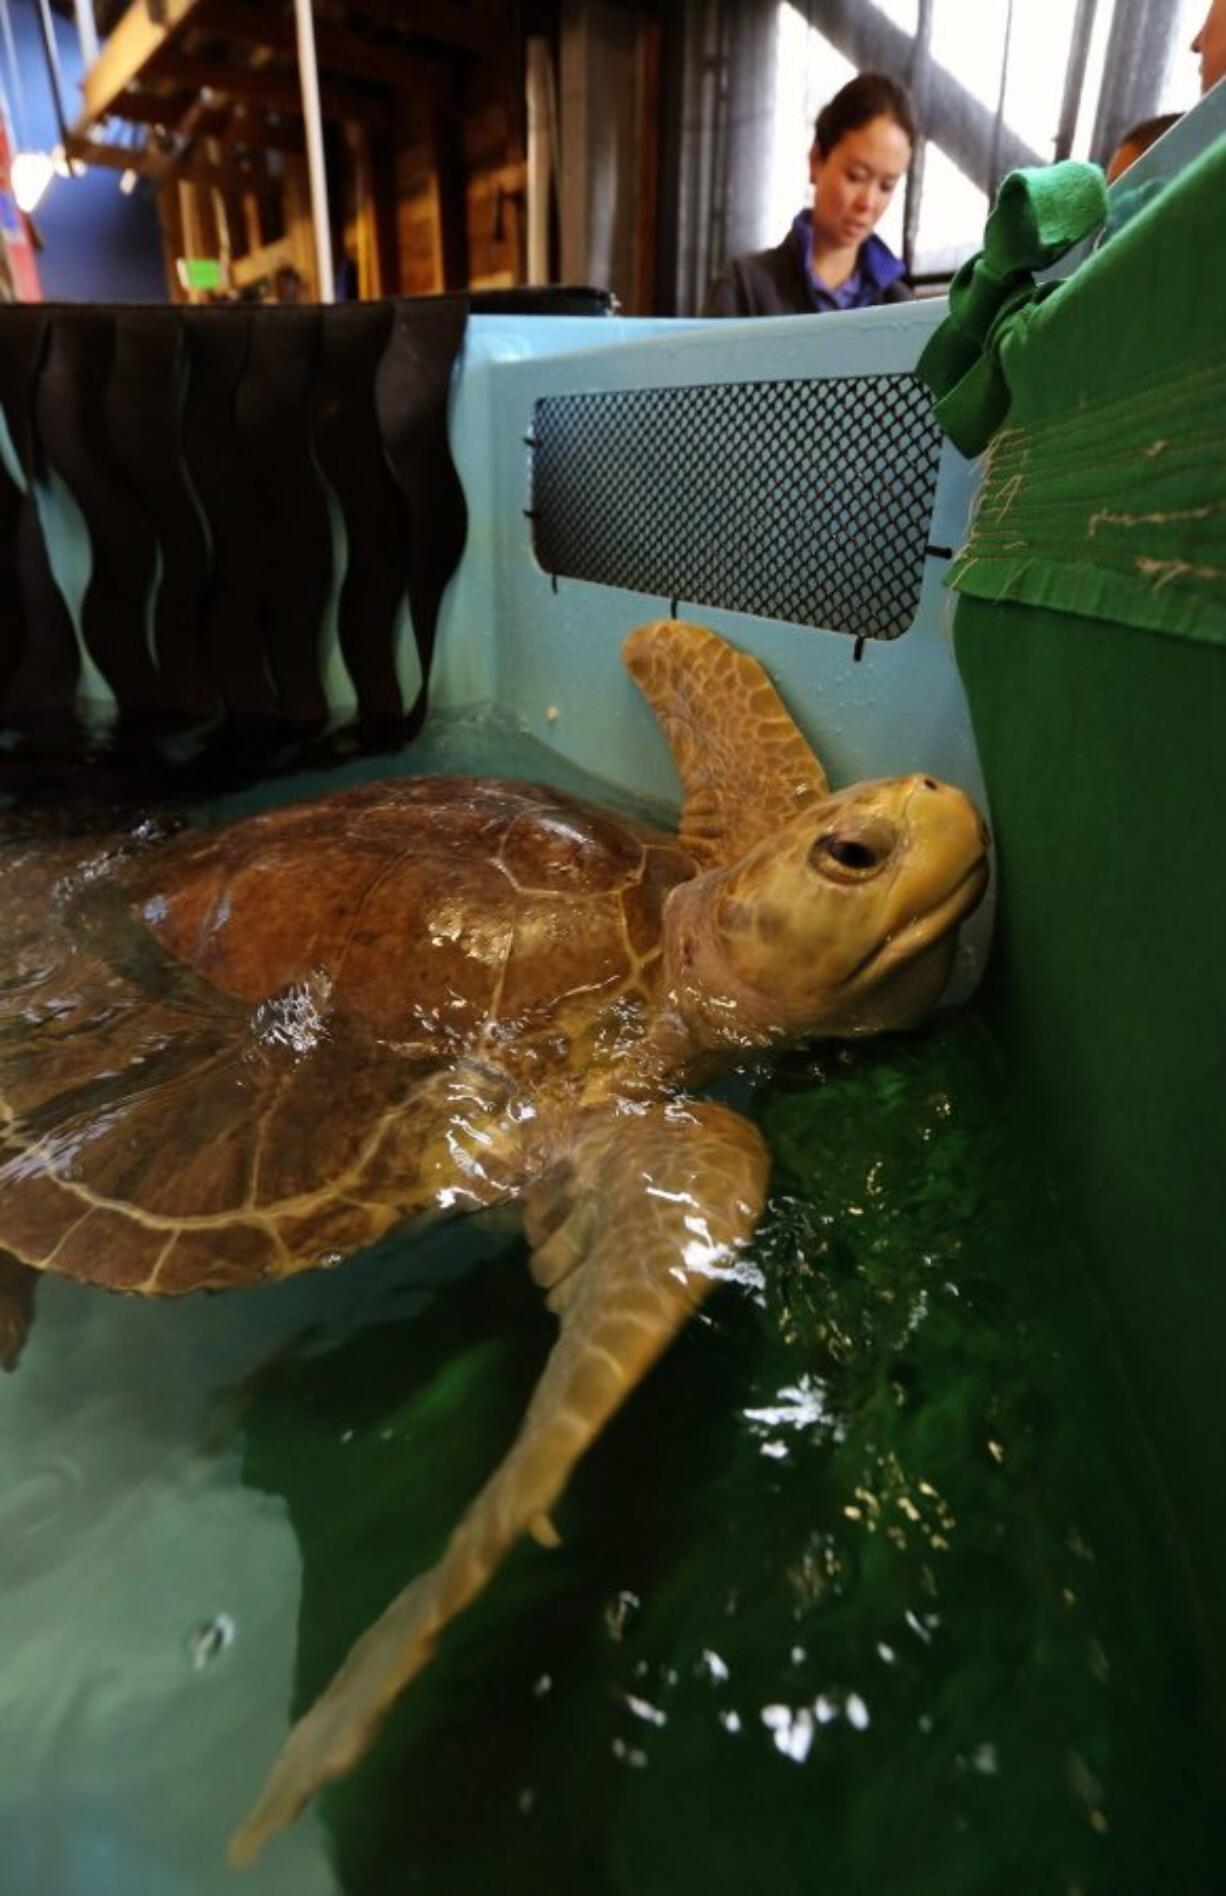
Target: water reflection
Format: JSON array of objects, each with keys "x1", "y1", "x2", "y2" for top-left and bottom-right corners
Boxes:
[
  {"x1": 0, "y1": 1271, "x2": 341, "y2": 1896},
  {"x1": 226, "y1": 1227, "x2": 747, "y2": 1891}
]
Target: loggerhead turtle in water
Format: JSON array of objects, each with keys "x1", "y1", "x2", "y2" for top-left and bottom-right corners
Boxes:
[{"x1": 0, "y1": 619, "x2": 988, "y2": 1863}]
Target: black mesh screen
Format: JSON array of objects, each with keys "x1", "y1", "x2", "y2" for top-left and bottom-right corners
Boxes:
[{"x1": 531, "y1": 374, "x2": 943, "y2": 640}]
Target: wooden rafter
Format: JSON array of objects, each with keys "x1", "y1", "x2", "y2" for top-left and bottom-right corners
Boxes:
[
  {"x1": 229, "y1": 231, "x2": 298, "y2": 288},
  {"x1": 64, "y1": 129, "x2": 267, "y2": 196},
  {"x1": 219, "y1": 102, "x2": 303, "y2": 153},
  {"x1": 72, "y1": 0, "x2": 486, "y2": 182},
  {"x1": 365, "y1": 126, "x2": 399, "y2": 294},
  {"x1": 332, "y1": 0, "x2": 495, "y2": 58},
  {"x1": 71, "y1": 0, "x2": 515, "y2": 305},
  {"x1": 75, "y1": 0, "x2": 209, "y2": 134},
  {"x1": 109, "y1": 93, "x2": 304, "y2": 151},
  {"x1": 198, "y1": 1, "x2": 443, "y2": 95},
  {"x1": 149, "y1": 49, "x2": 393, "y2": 127}
]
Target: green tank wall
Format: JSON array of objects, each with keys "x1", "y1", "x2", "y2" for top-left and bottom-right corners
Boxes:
[
  {"x1": 956, "y1": 604, "x2": 1226, "y2": 1690},
  {"x1": 950, "y1": 134, "x2": 1226, "y2": 1705}
]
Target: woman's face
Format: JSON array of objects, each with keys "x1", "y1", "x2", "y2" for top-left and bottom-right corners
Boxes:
[
  {"x1": 809, "y1": 114, "x2": 912, "y2": 248},
  {"x1": 1192, "y1": 0, "x2": 1226, "y2": 92}
]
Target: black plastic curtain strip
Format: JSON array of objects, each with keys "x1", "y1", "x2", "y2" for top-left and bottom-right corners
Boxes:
[{"x1": 0, "y1": 296, "x2": 470, "y2": 754}]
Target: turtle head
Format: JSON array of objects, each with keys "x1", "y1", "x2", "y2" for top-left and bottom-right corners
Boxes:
[{"x1": 663, "y1": 775, "x2": 990, "y2": 1053}]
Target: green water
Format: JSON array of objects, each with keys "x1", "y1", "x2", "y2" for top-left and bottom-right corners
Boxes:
[{"x1": 0, "y1": 719, "x2": 1217, "y2": 1895}]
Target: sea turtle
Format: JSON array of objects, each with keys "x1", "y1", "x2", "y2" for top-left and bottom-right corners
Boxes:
[{"x1": 0, "y1": 619, "x2": 988, "y2": 1863}]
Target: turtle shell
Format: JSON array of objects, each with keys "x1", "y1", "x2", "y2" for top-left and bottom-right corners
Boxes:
[{"x1": 0, "y1": 778, "x2": 696, "y2": 1296}]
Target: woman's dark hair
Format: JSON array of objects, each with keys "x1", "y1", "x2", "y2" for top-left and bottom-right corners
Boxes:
[
  {"x1": 813, "y1": 72, "x2": 917, "y2": 157},
  {"x1": 1113, "y1": 109, "x2": 1181, "y2": 156}
]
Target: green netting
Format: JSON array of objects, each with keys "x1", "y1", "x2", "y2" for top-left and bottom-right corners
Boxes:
[{"x1": 943, "y1": 139, "x2": 1226, "y2": 1688}]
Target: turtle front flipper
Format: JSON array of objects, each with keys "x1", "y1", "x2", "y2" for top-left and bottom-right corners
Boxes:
[
  {"x1": 0, "y1": 1252, "x2": 37, "y2": 1371},
  {"x1": 228, "y1": 1097, "x2": 768, "y2": 1868},
  {"x1": 623, "y1": 618, "x2": 830, "y2": 866}
]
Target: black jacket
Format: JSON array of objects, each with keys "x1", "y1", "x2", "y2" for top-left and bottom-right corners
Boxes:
[{"x1": 703, "y1": 227, "x2": 913, "y2": 317}]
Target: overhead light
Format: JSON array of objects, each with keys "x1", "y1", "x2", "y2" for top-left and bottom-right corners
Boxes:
[
  {"x1": 11, "y1": 150, "x2": 53, "y2": 213},
  {"x1": 119, "y1": 167, "x2": 138, "y2": 194}
]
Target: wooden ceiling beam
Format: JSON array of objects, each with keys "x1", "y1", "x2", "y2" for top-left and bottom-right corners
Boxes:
[
  {"x1": 323, "y1": 0, "x2": 495, "y2": 58},
  {"x1": 108, "y1": 92, "x2": 305, "y2": 150},
  {"x1": 149, "y1": 49, "x2": 393, "y2": 127},
  {"x1": 219, "y1": 104, "x2": 303, "y2": 153},
  {"x1": 75, "y1": 0, "x2": 210, "y2": 134},
  {"x1": 198, "y1": 1, "x2": 446, "y2": 95},
  {"x1": 104, "y1": 89, "x2": 203, "y2": 125},
  {"x1": 64, "y1": 130, "x2": 268, "y2": 196},
  {"x1": 64, "y1": 133, "x2": 152, "y2": 174},
  {"x1": 230, "y1": 232, "x2": 298, "y2": 289},
  {"x1": 72, "y1": 0, "x2": 489, "y2": 141}
]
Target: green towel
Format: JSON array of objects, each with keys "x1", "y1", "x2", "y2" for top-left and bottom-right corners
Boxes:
[
  {"x1": 918, "y1": 143, "x2": 1226, "y2": 649},
  {"x1": 916, "y1": 162, "x2": 1108, "y2": 458}
]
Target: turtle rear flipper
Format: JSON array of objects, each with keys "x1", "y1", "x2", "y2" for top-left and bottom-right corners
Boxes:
[{"x1": 228, "y1": 1097, "x2": 768, "y2": 1867}]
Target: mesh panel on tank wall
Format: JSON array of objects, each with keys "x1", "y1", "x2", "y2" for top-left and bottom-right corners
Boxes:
[
  {"x1": 531, "y1": 374, "x2": 943, "y2": 640},
  {"x1": 0, "y1": 297, "x2": 470, "y2": 761}
]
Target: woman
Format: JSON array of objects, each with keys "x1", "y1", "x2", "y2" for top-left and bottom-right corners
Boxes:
[{"x1": 703, "y1": 72, "x2": 916, "y2": 317}]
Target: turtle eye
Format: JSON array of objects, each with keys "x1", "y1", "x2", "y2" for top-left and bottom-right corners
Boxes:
[
  {"x1": 808, "y1": 822, "x2": 894, "y2": 883},
  {"x1": 825, "y1": 838, "x2": 876, "y2": 871}
]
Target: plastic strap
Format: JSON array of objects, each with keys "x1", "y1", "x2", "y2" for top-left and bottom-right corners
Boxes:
[
  {"x1": 375, "y1": 296, "x2": 470, "y2": 738},
  {"x1": 312, "y1": 301, "x2": 409, "y2": 727}
]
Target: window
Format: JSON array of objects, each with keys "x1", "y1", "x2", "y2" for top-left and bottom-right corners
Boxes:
[{"x1": 771, "y1": 0, "x2": 1207, "y2": 280}]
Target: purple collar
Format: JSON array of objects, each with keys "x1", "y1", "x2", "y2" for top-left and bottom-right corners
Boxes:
[{"x1": 791, "y1": 209, "x2": 906, "y2": 311}]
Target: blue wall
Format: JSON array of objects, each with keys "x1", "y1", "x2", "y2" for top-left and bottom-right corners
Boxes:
[{"x1": 7, "y1": 0, "x2": 166, "y2": 301}]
